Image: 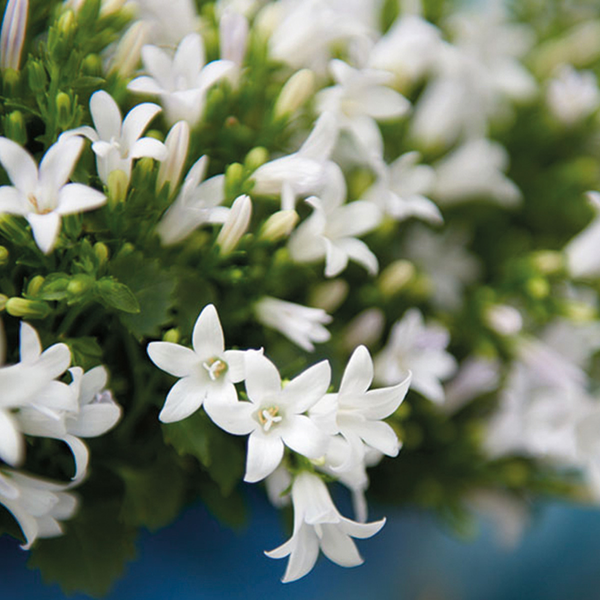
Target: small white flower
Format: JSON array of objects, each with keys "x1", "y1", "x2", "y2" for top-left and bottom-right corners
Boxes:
[
  {"x1": 374, "y1": 308, "x2": 457, "y2": 404},
  {"x1": 547, "y1": 65, "x2": 600, "y2": 125},
  {"x1": 265, "y1": 471, "x2": 385, "y2": 582},
  {"x1": 207, "y1": 352, "x2": 331, "y2": 483},
  {"x1": 131, "y1": 0, "x2": 199, "y2": 47},
  {"x1": 63, "y1": 90, "x2": 167, "y2": 186},
  {"x1": 254, "y1": 296, "x2": 332, "y2": 352},
  {"x1": 311, "y1": 345, "x2": 411, "y2": 473},
  {"x1": 0, "y1": 136, "x2": 106, "y2": 253},
  {"x1": 0, "y1": 0, "x2": 28, "y2": 72},
  {"x1": 128, "y1": 33, "x2": 235, "y2": 126},
  {"x1": 288, "y1": 163, "x2": 381, "y2": 277},
  {"x1": 156, "y1": 155, "x2": 227, "y2": 245},
  {"x1": 147, "y1": 304, "x2": 249, "y2": 423},
  {"x1": 0, "y1": 469, "x2": 78, "y2": 549}
]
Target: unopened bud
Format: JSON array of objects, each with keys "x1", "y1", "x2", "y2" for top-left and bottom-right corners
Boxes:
[
  {"x1": 343, "y1": 308, "x2": 385, "y2": 350},
  {"x1": 163, "y1": 328, "x2": 180, "y2": 343},
  {"x1": 485, "y1": 304, "x2": 523, "y2": 336},
  {"x1": 67, "y1": 274, "x2": 94, "y2": 296},
  {"x1": 0, "y1": 0, "x2": 28, "y2": 72},
  {"x1": 93, "y1": 242, "x2": 109, "y2": 267},
  {"x1": 244, "y1": 147, "x2": 268, "y2": 171},
  {"x1": 274, "y1": 69, "x2": 316, "y2": 119},
  {"x1": 27, "y1": 59, "x2": 47, "y2": 92},
  {"x1": 58, "y1": 8, "x2": 75, "y2": 36},
  {"x1": 309, "y1": 279, "x2": 349, "y2": 313},
  {"x1": 107, "y1": 169, "x2": 129, "y2": 206},
  {"x1": 157, "y1": 120, "x2": 190, "y2": 196},
  {"x1": 530, "y1": 250, "x2": 564, "y2": 275},
  {"x1": 108, "y1": 20, "x2": 148, "y2": 77},
  {"x1": 82, "y1": 53, "x2": 102, "y2": 76},
  {"x1": 526, "y1": 277, "x2": 550, "y2": 299},
  {"x1": 6, "y1": 297, "x2": 50, "y2": 319},
  {"x1": 56, "y1": 92, "x2": 71, "y2": 128},
  {"x1": 4, "y1": 110, "x2": 26, "y2": 145},
  {"x1": 26, "y1": 275, "x2": 44, "y2": 297},
  {"x1": 216, "y1": 194, "x2": 252, "y2": 254},
  {"x1": 225, "y1": 162, "x2": 245, "y2": 195},
  {"x1": 378, "y1": 260, "x2": 416, "y2": 297},
  {"x1": 259, "y1": 210, "x2": 298, "y2": 242}
]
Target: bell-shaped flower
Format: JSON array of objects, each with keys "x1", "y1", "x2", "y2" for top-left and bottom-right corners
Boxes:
[
  {"x1": 374, "y1": 308, "x2": 457, "y2": 404},
  {"x1": 252, "y1": 112, "x2": 338, "y2": 210},
  {"x1": 0, "y1": 0, "x2": 28, "y2": 72},
  {"x1": 254, "y1": 296, "x2": 332, "y2": 352},
  {"x1": 0, "y1": 136, "x2": 106, "y2": 253},
  {"x1": 311, "y1": 345, "x2": 411, "y2": 473},
  {"x1": 155, "y1": 155, "x2": 227, "y2": 245},
  {"x1": 147, "y1": 303, "x2": 249, "y2": 423},
  {"x1": 62, "y1": 91, "x2": 167, "y2": 186},
  {"x1": 0, "y1": 469, "x2": 78, "y2": 549},
  {"x1": 207, "y1": 352, "x2": 331, "y2": 483},
  {"x1": 288, "y1": 163, "x2": 381, "y2": 277},
  {"x1": 128, "y1": 32, "x2": 235, "y2": 126},
  {"x1": 265, "y1": 471, "x2": 385, "y2": 582}
]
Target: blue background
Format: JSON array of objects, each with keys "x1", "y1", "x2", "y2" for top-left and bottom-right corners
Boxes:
[{"x1": 3, "y1": 488, "x2": 600, "y2": 600}]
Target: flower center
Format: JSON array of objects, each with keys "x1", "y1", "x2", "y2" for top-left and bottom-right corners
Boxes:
[
  {"x1": 27, "y1": 193, "x2": 52, "y2": 214},
  {"x1": 257, "y1": 406, "x2": 283, "y2": 432},
  {"x1": 202, "y1": 357, "x2": 228, "y2": 381}
]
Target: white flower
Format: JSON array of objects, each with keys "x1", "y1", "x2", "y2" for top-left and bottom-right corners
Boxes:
[
  {"x1": 254, "y1": 296, "x2": 332, "y2": 352},
  {"x1": 288, "y1": 163, "x2": 381, "y2": 277},
  {"x1": 63, "y1": 91, "x2": 167, "y2": 186},
  {"x1": 432, "y1": 138, "x2": 522, "y2": 207},
  {"x1": 564, "y1": 191, "x2": 600, "y2": 278},
  {"x1": 252, "y1": 112, "x2": 338, "y2": 210},
  {"x1": 219, "y1": 9, "x2": 249, "y2": 76},
  {"x1": 155, "y1": 155, "x2": 227, "y2": 245},
  {"x1": 374, "y1": 308, "x2": 457, "y2": 404},
  {"x1": 128, "y1": 33, "x2": 235, "y2": 126},
  {"x1": 0, "y1": 136, "x2": 106, "y2": 253},
  {"x1": 0, "y1": 0, "x2": 28, "y2": 72},
  {"x1": 156, "y1": 120, "x2": 190, "y2": 196},
  {"x1": 310, "y1": 345, "x2": 411, "y2": 473},
  {"x1": 364, "y1": 152, "x2": 441, "y2": 224},
  {"x1": 215, "y1": 194, "x2": 252, "y2": 254},
  {"x1": 265, "y1": 471, "x2": 385, "y2": 582},
  {"x1": 547, "y1": 65, "x2": 600, "y2": 125},
  {"x1": 147, "y1": 304, "x2": 248, "y2": 423},
  {"x1": 0, "y1": 469, "x2": 78, "y2": 549},
  {"x1": 208, "y1": 352, "x2": 331, "y2": 482},
  {"x1": 131, "y1": 0, "x2": 199, "y2": 47}
]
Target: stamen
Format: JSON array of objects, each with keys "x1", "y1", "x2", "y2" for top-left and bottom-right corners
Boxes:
[
  {"x1": 202, "y1": 357, "x2": 228, "y2": 381},
  {"x1": 258, "y1": 406, "x2": 283, "y2": 432}
]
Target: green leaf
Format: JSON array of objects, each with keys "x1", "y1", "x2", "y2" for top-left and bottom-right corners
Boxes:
[
  {"x1": 117, "y1": 455, "x2": 187, "y2": 531},
  {"x1": 96, "y1": 277, "x2": 141, "y2": 314},
  {"x1": 163, "y1": 411, "x2": 245, "y2": 496},
  {"x1": 109, "y1": 251, "x2": 176, "y2": 338},
  {"x1": 28, "y1": 500, "x2": 137, "y2": 598},
  {"x1": 65, "y1": 336, "x2": 103, "y2": 370}
]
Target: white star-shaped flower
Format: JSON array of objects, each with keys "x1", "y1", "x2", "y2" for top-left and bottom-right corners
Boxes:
[
  {"x1": 147, "y1": 304, "x2": 248, "y2": 423},
  {"x1": 207, "y1": 352, "x2": 331, "y2": 483},
  {"x1": 0, "y1": 136, "x2": 106, "y2": 253}
]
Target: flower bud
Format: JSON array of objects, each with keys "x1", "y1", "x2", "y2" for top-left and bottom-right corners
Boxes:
[
  {"x1": 378, "y1": 260, "x2": 416, "y2": 297},
  {"x1": 108, "y1": 21, "x2": 148, "y2": 78},
  {"x1": 163, "y1": 328, "x2": 180, "y2": 343},
  {"x1": 3, "y1": 110, "x2": 26, "y2": 145},
  {"x1": 530, "y1": 250, "x2": 564, "y2": 275},
  {"x1": 67, "y1": 274, "x2": 94, "y2": 297},
  {"x1": 0, "y1": 246, "x2": 8, "y2": 266},
  {"x1": 26, "y1": 274, "x2": 44, "y2": 297},
  {"x1": 157, "y1": 121, "x2": 190, "y2": 196},
  {"x1": 225, "y1": 161, "x2": 244, "y2": 195},
  {"x1": 0, "y1": 0, "x2": 28, "y2": 72},
  {"x1": 259, "y1": 210, "x2": 298, "y2": 242},
  {"x1": 107, "y1": 169, "x2": 129, "y2": 206},
  {"x1": 27, "y1": 59, "x2": 47, "y2": 92},
  {"x1": 216, "y1": 194, "x2": 252, "y2": 255},
  {"x1": 526, "y1": 277, "x2": 549, "y2": 299},
  {"x1": 82, "y1": 53, "x2": 102, "y2": 76},
  {"x1": 244, "y1": 147, "x2": 269, "y2": 172},
  {"x1": 309, "y1": 279, "x2": 348, "y2": 313},
  {"x1": 6, "y1": 297, "x2": 50, "y2": 319},
  {"x1": 94, "y1": 242, "x2": 109, "y2": 267},
  {"x1": 484, "y1": 304, "x2": 523, "y2": 336},
  {"x1": 56, "y1": 92, "x2": 72, "y2": 129},
  {"x1": 343, "y1": 308, "x2": 385, "y2": 350},
  {"x1": 273, "y1": 69, "x2": 316, "y2": 119}
]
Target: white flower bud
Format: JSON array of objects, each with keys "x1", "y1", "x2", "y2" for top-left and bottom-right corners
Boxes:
[
  {"x1": 108, "y1": 20, "x2": 149, "y2": 78},
  {"x1": 0, "y1": 0, "x2": 28, "y2": 72},
  {"x1": 273, "y1": 69, "x2": 316, "y2": 119},
  {"x1": 157, "y1": 121, "x2": 190, "y2": 196},
  {"x1": 216, "y1": 194, "x2": 252, "y2": 254},
  {"x1": 485, "y1": 304, "x2": 523, "y2": 336},
  {"x1": 378, "y1": 259, "x2": 415, "y2": 297},
  {"x1": 343, "y1": 308, "x2": 385, "y2": 351},
  {"x1": 258, "y1": 209, "x2": 298, "y2": 242},
  {"x1": 309, "y1": 279, "x2": 348, "y2": 313}
]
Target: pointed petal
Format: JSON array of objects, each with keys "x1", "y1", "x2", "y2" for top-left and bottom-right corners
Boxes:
[
  {"x1": 222, "y1": 349, "x2": 248, "y2": 383},
  {"x1": 62, "y1": 434, "x2": 89, "y2": 481},
  {"x1": 192, "y1": 304, "x2": 225, "y2": 358},
  {"x1": 357, "y1": 86, "x2": 410, "y2": 120},
  {"x1": 324, "y1": 238, "x2": 349, "y2": 277},
  {"x1": 244, "y1": 352, "x2": 282, "y2": 404},
  {"x1": 27, "y1": 211, "x2": 61, "y2": 254},
  {"x1": 204, "y1": 398, "x2": 256, "y2": 435},
  {"x1": 122, "y1": 103, "x2": 162, "y2": 150},
  {"x1": 32, "y1": 381, "x2": 76, "y2": 412},
  {"x1": 300, "y1": 112, "x2": 338, "y2": 161},
  {"x1": 197, "y1": 59, "x2": 236, "y2": 91},
  {"x1": 159, "y1": 376, "x2": 206, "y2": 423},
  {"x1": 350, "y1": 419, "x2": 400, "y2": 456},
  {"x1": 281, "y1": 360, "x2": 331, "y2": 413},
  {"x1": 0, "y1": 137, "x2": 38, "y2": 193},
  {"x1": 90, "y1": 91, "x2": 122, "y2": 141},
  {"x1": 0, "y1": 186, "x2": 27, "y2": 215},
  {"x1": 328, "y1": 201, "x2": 381, "y2": 239},
  {"x1": 141, "y1": 44, "x2": 173, "y2": 88},
  {"x1": 147, "y1": 341, "x2": 198, "y2": 377},
  {"x1": 319, "y1": 525, "x2": 363, "y2": 567},
  {"x1": 174, "y1": 33, "x2": 205, "y2": 84},
  {"x1": 68, "y1": 402, "x2": 121, "y2": 437},
  {"x1": 39, "y1": 137, "x2": 84, "y2": 192},
  {"x1": 20, "y1": 321, "x2": 42, "y2": 362},
  {"x1": 339, "y1": 345, "x2": 373, "y2": 397},
  {"x1": 361, "y1": 374, "x2": 411, "y2": 420},
  {"x1": 0, "y1": 410, "x2": 24, "y2": 466},
  {"x1": 338, "y1": 237, "x2": 379, "y2": 275},
  {"x1": 280, "y1": 414, "x2": 329, "y2": 458},
  {"x1": 279, "y1": 526, "x2": 320, "y2": 583},
  {"x1": 37, "y1": 343, "x2": 71, "y2": 379},
  {"x1": 59, "y1": 126, "x2": 99, "y2": 143},
  {"x1": 127, "y1": 76, "x2": 164, "y2": 96},
  {"x1": 130, "y1": 137, "x2": 168, "y2": 161},
  {"x1": 56, "y1": 183, "x2": 106, "y2": 215},
  {"x1": 340, "y1": 515, "x2": 386, "y2": 539},
  {"x1": 244, "y1": 432, "x2": 284, "y2": 483}
]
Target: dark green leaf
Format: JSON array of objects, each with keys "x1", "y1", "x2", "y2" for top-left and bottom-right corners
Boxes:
[{"x1": 96, "y1": 277, "x2": 141, "y2": 314}]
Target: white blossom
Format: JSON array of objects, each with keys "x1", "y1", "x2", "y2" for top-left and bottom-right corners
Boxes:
[
  {"x1": 216, "y1": 194, "x2": 252, "y2": 254},
  {"x1": 0, "y1": 0, "x2": 28, "y2": 72},
  {"x1": 156, "y1": 120, "x2": 190, "y2": 196},
  {"x1": 0, "y1": 136, "x2": 106, "y2": 253},
  {"x1": 546, "y1": 65, "x2": 600, "y2": 125}
]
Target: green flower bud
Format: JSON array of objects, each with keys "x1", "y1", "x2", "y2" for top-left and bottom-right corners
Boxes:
[
  {"x1": 526, "y1": 277, "x2": 550, "y2": 299},
  {"x1": 93, "y1": 242, "x2": 109, "y2": 267},
  {"x1": 225, "y1": 162, "x2": 245, "y2": 195},
  {"x1": 6, "y1": 297, "x2": 51, "y2": 319},
  {"x1": 4, "y1": 110, "x2": 27, "y2": 145},
  {"x1": 82, "y1": 53, "x2": 103, "y2": 76},
  {"x1": 26, "y1": 275, "x2": 45, "y2": 297},
  {"x1": 530, "y1": 250, "x2": 564, "y2": 275},
  {"x1": 27, "y1": 60, "x2": 47, "y2": 93},
  {"x1": 258, "y1": 210, "x2": 299, "y2": 242},
  {"x1": 163, "y1": 328, "x2": 180, "y2": 344},
  {"x1": 378, "y1": 260, "x2": 416, "y2": 297},
  {"x1": 244, "y1": 147, "x2": 269, "y2": 172},
  {"x1": 2, "y1": 68, "x2": 20, "y2": 97},
  {"x1": 58, "y1": 9, "x2": 75, "y2": 38},
  {"x1": 56, "y1": 92, "x2": 72, "y2": 129},
  {"x1": 67, "y1": 274, "x2": 94, "y2": 297},
  {"x1": 107, "y1": 169, "x2": 129, "y2": 206}
]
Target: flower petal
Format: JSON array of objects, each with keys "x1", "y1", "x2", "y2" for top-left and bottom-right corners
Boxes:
[
  {"x1": 127, "y1": 76, "x2": 165, "y2": 96},
  {"x1": 0, "y1": 409, "x2": 24, "y2": 466},
  {"x1": 324, "y1": 238, "x2": 349, "y2": 278},
  {"x1": 339, "y1": 345, "x2": 373, "y2": 397},
  {"x1": 319, "y1": 525, "x2": 363, "y2": 567},
  {"x1": 56, "y1": 183, "x2": 106, "y2": 215},
  {"x1": 147, "y1": 341, "x2": 198, "y2": 377},
  {"x1": 68, "y1": 402, "x2": 122, "y2": 438},
  {"x1": 338, "y1": 237, "x2": 378, "y2": 275},
  {"x1": 37, "y1": 343, "x2": 71, "y2": 379},
  {"x1": 281, "y1": 360, "x2": 331, "y2": 413},
  {"x1": 0, "y1": 137, "x2": 38, "y2": 193},
  {"x1": 278, "y1": 526, "x2": 320, "y2": 583},
  {"x1": 0, "y1": 186, "x2": 27, "y2": 215},
  {"x1": 299, "y1": 112, "x2": 338, "y2": 161},
  {"x1": 280, "y1": 414, "x2": 329, "y2": 459},
  {"x1": 27, "y1": 210, "x2": 61, "y2": 254},
  {"x1": 130, "y1": 137, "x2": 168, "y2": 161},
  {"x1": 244, "y1": 431, "x2": 284, "y2": 483},
  {"x1": 122, "y1": 103, "x2": 162, "y2": 150},
  {"x1": 20, "y1": 321, "x2": 42, "y2": 362},
  {"x1": 159, "y1": 376, "x2": 206, "y2": 423},
  {"x1": 141, "y1": 44, "x2": 173, "y2": 88},
  {"x1": 204, "y1": 397, "x2": 256, "y2": 435},
  {"x1": 192, "y1": 304, "x2": 225, "y2": 358},
  {"x1": 39, "y1": 137, "x2": 84, "y2": 192},
  {"x1": 174, "y1": 33, "x2": 205, "y2": 82},
  {"x1": 349, "y1": 419, "x2": 400, "y2": 456},
  {"x1": 62, "y1": 434, "x2": 89, "y2": 481},
  {"x1": 244, "y1": 352, "x2": 282, "y2": 404},
  {"x1": 90, "y1": 91, "x2": 123, "y2": 142}
]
